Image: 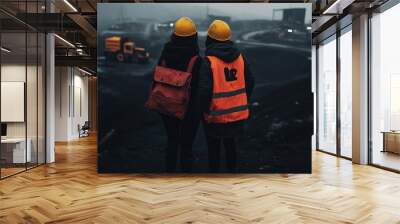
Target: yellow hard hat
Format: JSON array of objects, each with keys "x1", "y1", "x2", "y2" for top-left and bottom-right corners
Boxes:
[
  {"x1": 207, "y1": 20, "x2": 231, "y2": 41},
  {"x1": 174, "y1": 17, "x2": 197, "y2": 37}
]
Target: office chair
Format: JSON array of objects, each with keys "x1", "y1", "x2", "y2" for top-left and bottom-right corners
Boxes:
[{"x1": 79, "y1": 121, "x2": 90, "y2": 138}]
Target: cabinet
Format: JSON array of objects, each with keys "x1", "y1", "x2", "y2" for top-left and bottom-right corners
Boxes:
[{"x1": 382, "y1": 132, "x2": 400, "y2": 154}]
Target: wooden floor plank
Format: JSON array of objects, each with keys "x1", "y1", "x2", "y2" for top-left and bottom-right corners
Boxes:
[{"x1": 0, "y1": 135, "x2": 400, "y2": 223}]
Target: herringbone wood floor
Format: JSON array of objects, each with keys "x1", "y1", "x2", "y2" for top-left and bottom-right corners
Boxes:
[{"x1": 1, "y1": 135, "x2": 400, "y2": 224}]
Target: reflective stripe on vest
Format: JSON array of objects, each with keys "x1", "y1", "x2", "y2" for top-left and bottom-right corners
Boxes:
[{"x1": 205, "y1": 54, "x2": 249, "y2": 123}]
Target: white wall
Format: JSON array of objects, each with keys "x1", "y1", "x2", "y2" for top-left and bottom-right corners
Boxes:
[
  {"x1": 55, "y1": 66, "x2": 70, "y2": 141},
  {"x1": 55, "y1": 67, "x2": 89, "y2": 141},
  {"x1": 72, "y1": 73, "x2": 89, "y2": 138}
]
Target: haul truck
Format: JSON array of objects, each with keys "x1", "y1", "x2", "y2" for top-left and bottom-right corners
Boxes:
[{"x1": 104, "y1": 36, "x2": 150, "y2": 63}]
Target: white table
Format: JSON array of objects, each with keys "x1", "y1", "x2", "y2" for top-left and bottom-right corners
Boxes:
[{"x1": 1, "y1": 138, "x2": 32, "y2": 163}]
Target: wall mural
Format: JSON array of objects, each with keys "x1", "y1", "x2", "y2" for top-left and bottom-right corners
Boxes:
[{"x1": 98, "y1": 3, "x2": 313, "y2": 173}]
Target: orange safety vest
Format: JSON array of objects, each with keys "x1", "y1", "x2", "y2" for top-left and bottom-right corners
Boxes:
[{"x1": 204, "y1": 54, "x2": 249, "y2": 123}]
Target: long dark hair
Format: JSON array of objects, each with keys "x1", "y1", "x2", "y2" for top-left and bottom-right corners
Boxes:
[
  {"x1": 158, "y1": 33, "x2": 199, "y2": 70},
  {"x1": 170, "y1": 33, "x2": 199, "y2": 55}
]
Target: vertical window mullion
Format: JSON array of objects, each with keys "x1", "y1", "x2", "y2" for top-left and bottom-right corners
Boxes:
[
  {"x1": 36, "y1": 0, "x2": 39, "y2": 167},
  {"x1": 367, "y1": 11, "x2": 373, "y2": 165},
  {"x1": 0, "y1": 17, "x2": 2, "y2": 179},
  {"x1": 337, "y1": 29, "x2": 341, "y2": 157},
  {"x1": 316, "y1": 44, "x2": 320, "y2": 150},
  {"x1": 25, "y1": 0, "x2": 28, "y2": 171}
]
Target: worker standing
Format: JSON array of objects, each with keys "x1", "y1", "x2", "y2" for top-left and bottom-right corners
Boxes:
[
  {"x1": 153, "y1": 17, "x2": 202, "y2": 172},
  {"x1": 198, "y1": 20, "x2": 255, "y2": 173}
]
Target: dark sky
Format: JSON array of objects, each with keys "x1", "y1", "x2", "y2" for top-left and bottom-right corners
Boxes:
[{"x1": 98, "y1": 3, "x2": 311, "y2": 30}]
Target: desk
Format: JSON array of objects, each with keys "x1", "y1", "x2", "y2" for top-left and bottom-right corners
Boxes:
[
  {"x1": 382, "y1": 131, "x2": 400, "y2": 154},
  {"x1": 1, "y1": 138, "x2": 31, "y2": 163}
]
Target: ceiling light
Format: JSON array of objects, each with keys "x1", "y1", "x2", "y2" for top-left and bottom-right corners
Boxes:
[
  {"x1": 1, "y1": 47, "x2": 11, "y2": 53},
  {"x1": 54, "y1": 34, "x2": 75, "y2": 48},
  {"x1": 323, "y1": 0, "x2": 341, "y2": 14},
  {"x1": 287, "y1": 29, "x2": 293, "y2": 33},
  {"x1": 78, "y1": 67, "x2": 92, "y2": 76},
  {"x1": 322, "y1": 0, "x2": 354, "y2": 15},
  {"x1": 63, "y1": 0, "x2": 78, "y2": 12}
]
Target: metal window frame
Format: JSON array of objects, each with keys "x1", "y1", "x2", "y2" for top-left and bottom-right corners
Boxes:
[
  {"x1": 315, "y1": 0, "x2": 400, "y2": 172},
  {"x1": 315, "y1": 23, "x2": 353, "y2": 161}
]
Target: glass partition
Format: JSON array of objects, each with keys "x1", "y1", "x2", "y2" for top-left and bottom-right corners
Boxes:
[
  {"x1": 0, "y1": 1, "x2": 46, "y2": 179},
  {"x1": 339, "y1": 27, "x2": 352, "y2": 158},
  {"x1": 1, "y1": 31, "x2": 28, "y2": 177},
  {"x1": 317, "y1": 35, "x2": 337, "y2": 154}
]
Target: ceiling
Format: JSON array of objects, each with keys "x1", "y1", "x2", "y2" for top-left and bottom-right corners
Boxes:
[{"x1": 0, "y1": 0, "x2": 394, "y2": 73}]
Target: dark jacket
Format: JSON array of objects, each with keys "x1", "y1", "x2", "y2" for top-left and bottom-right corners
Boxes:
[
  {"x1": 198, "y1": 37, "x2": 255, "y2": 137},
  {"x1": 157, "y1": 34, "x2": 202, "y2": 122}
]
